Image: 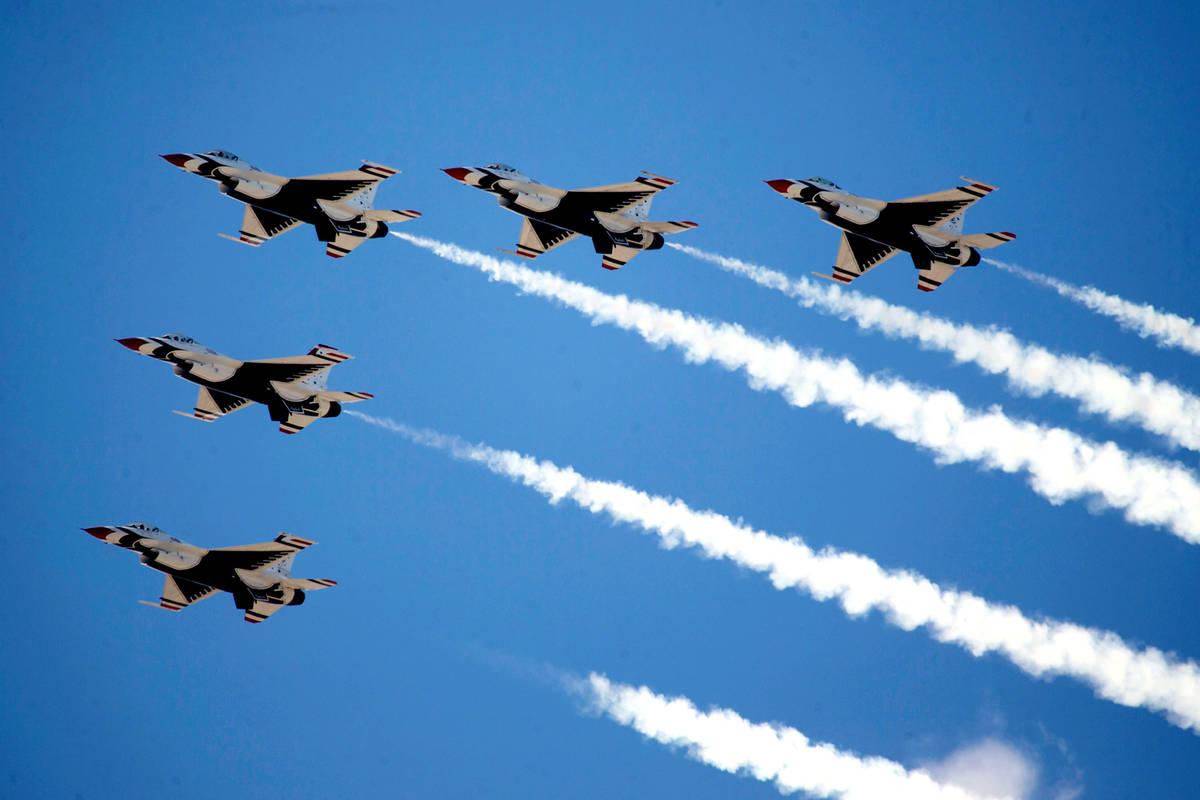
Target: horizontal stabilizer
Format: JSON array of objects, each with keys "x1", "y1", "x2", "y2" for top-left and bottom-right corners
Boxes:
[
  {"x1": 639, "y1": 220, "x2": 699, "y2": 234},
  {"x1": 810, "y1": 271, "x2": 850, "y2": 284},
  {"x1": 363, "y1": 209, "x2": 421, "y2": 223},
  {"x1": 318, "y1": 390, "x2": 374, "y2": 403},
  {"x1": 279, "y1": 413, "x2": 319, "y2": 435},
  {"x1": 600, "y1": 244, "x2": 647, "y2": 271},
  {"x1": 958, "y1": 231, "x2": 1016, "y2": 249},
  {"x1": 280, "y1": 577, "x2": 338, "y2": 591},
  {"x1": 917, "y1": 262, "x2": 958, "y2": 293}
]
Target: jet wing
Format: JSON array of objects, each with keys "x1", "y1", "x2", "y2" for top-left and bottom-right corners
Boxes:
[
  {"x1": 814, "y1": 232, "x2": 900, "y2": 284},
  {"x1": 139, "y1": 575, "x2": 219, "y2": 612},
  {"x1": 240, "y1": 345, "x2": 352, "y2": 385},
  {"x1": 568, "y1": 172, "x2": 679, "y2": 216},
  {"x1": 208, "y1": 534, "x2": 316, "y2": 570},
  {"x1": 916, "y1": 262, "x2": 958, "y2": 293},
  {"x1": 504, "y1": 218, "x2": 579, "y2": 259},
  {"x1": 887, "y1": 179, "x2": 998, "y2": 228},
  {"x1": 290, "y1": 161, "x2": 399, "y2": 202},
  {"x1": 222, "y1": 204, "x2": 303, "y2": 247},
  {"x1": 173, "y1": 386, "x2": 252, "y2": 422}
]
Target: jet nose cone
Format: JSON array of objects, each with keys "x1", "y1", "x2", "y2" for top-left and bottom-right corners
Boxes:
[
  {"x1": 442, "y1": 167, "x2": 471, "y2": 182},
  {"x1": 83, "y1": 526, "x2": 112, "y2": 540},
  {"x1": 116, "y1": 337, "x2": 149, "y2": 351},
  {"x1": 765, "y1": 179, "x2": 796, "y2": 195},
  {"x1": 160, "y1": 153, "x2": 191, "y2": 169}
]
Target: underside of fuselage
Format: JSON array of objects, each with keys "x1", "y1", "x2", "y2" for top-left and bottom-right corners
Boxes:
[
  {"x1": 180, "y1": 370, "x2": 328, "y2": 422},
  {"x1": 145, "y1": 561, "x2": 293, "y2": 610},
  {"x1": 816, "y1": 209, "x2": 968, "y2": 268},
  {"x1": 498, "y1": 195, "x2": 657, "y2": 253}
]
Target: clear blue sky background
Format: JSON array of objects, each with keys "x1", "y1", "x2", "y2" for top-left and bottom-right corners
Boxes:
[{"x1": 2, "y1": 2, "x2": 1198, "y2": 798}]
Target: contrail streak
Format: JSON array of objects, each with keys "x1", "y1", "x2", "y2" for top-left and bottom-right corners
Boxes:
[
  {"x1": 672, "y1": 243, "x2": 1200, "y2": 454},
  {"x1": 349, "y1": 410, "x2": 1200, "y2": 732},
  {"x1": 989, "y1": 259, "x2": 1200, "y2": 356},
  {"x1": 576, "y1": 672, "x2": 1012, "y2": 800},
  {"x1": 392, "y1": 232, "x2": 1200, "y2": 543}
]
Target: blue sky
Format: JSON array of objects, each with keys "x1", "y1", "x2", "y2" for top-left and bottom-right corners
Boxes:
[{"x1": 2, "y1": 2, "x2": 1198, "y2": 797}]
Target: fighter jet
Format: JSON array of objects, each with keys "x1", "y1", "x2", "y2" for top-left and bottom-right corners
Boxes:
[
  {"x1": 83, "y1": 523, "x2": 335, "y2": 623},
  {"x1": 160, "y1": 150, "x2": 420, "y2": 258},
  {"x1": 117, "y1": 333, "x2": 372, "y2": 434},
  {"x1": 442, "y1": 164, "x2": 697, "y2": 270},
  {"x1": 765, "y1": 176, "x2": 1015, "y2": 292}
]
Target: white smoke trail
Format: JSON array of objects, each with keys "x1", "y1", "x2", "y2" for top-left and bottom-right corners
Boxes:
[
  {"x1": 672, "y1": 243, "x2": 1200, "y2": 454},
  {"x1": 989, "y1": 259, "x2": 1200, "y2": 356},
  {"x1": 577, "y1": 672, "x2": 1013, "y2": 800},
  {"x1": 349, "y1": 410, "x2": 1200, "y2": 732},
  {"x1": 392, "y1": 232, "x2": 1200, "y2": 543}
]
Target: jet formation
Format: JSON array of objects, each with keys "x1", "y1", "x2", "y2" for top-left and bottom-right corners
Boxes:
[
  {"x1": 88, "y1": 156, "x2": 1017, "y2": 623},
  {"x1": 442, "y1": 164, "x2": 698, "y2": 270},
  {"x1": 765, "y1": 176, "x2": 1015, "y2": 292},
  {"x1": 116, "y1": 334, "x2": 372, "y2": 434},
  {"x1": 84, "y1": 523, "x2": 335, "y2": 623},
  {"x1": 160, "y1": 151, "x2": 421, "y2": 258}
]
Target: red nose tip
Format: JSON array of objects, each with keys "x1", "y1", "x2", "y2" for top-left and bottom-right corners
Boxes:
[
  {"x1": 765, "y1": 179, "x2": 796, "y2": 194},
  {"x1": 83, "y1": 527, "x2": 112, "y2": 540},
  {"x1": 116, "y1": 337, "x2": 148, "y2": 351},
  {"x1": 442, "y1": 167, "x2": 471, "y2": 182},
  {"x1": 160, "y1": 153, "x2": 191, "y2": 168}
]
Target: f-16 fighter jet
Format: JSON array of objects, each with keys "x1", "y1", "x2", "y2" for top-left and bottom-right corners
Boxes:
[
  {"x1": 83, "y1": 523, "x2": 335, "y2": 623},
  {"x1": 765, "y1": 176, "x2": 1015, "y2": 292},
  {"x1": 117, "y1": 333, "x2": 372, "y2": 434},
  {"x1": 160, "y1": 150, "x2": 420, "y2": 258},
  {"x1": 442, "y1": 163, "x2": 698, "y2": 270}
]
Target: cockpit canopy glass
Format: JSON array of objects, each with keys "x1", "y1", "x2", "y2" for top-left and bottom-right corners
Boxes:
[
  {"x1": 161, "y1": 333, "x2": 196, "y2": 345},
  {"x1": 805, "y1": 177, "x2": 842, "y2": 190},
  {"x1": 205, "y1": 150, "x2": 240, "y2": 161},
  {"x1": 485, "y1": 163, "x2": 518, "y2": 172},
  {"x1": 128, "y1": 522, "x2": 179, "y2": 541}
]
